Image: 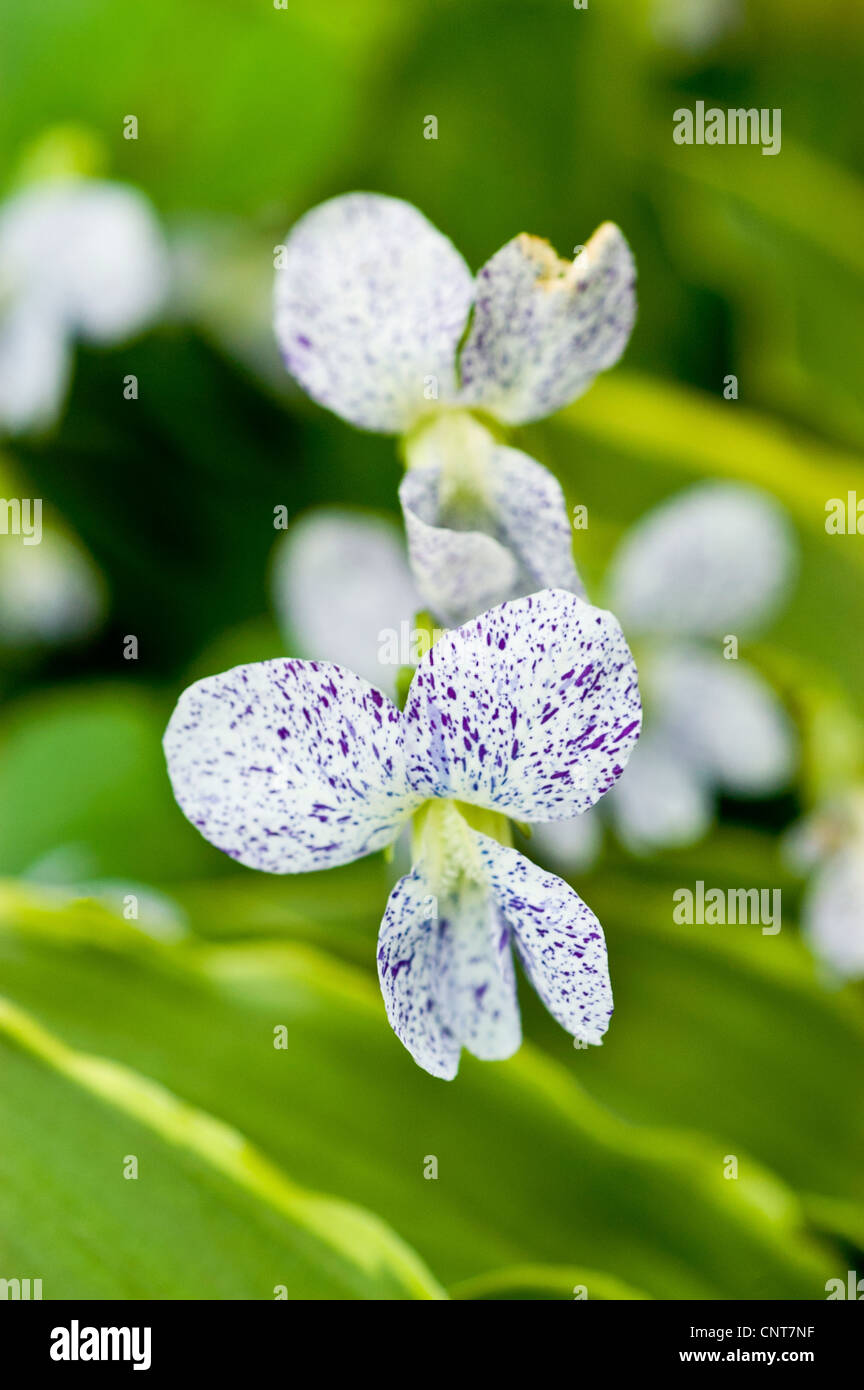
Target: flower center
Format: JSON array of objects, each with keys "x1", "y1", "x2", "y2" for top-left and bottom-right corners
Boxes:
[
  {"x1": 403, "y1": 410, "x2": 497, "y2": 521},
  {"x1": 411, "y1": 798, "x2": 512, "y2": 900}
]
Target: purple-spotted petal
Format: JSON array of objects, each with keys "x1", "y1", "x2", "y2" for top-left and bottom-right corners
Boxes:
[
  {"x1": 403, "y1": 589, "x2": 641, "y2": 820},
  {"x1": 478, "y1": 838, "x2": 613, "y2": 1044},
  {"x1": 400, "y1": 446, "x2": 584, "y2": 627},
  {"x1": 273, "y1": 193, "x2": 474, "y2": 432},
  {"x1": 377, "y1": 866, "x2": 521, "y2": 1079},
  {"x1": 607, "y1": 482, "x2": 796, "y2": 638},
  {"x1": 164, "y1": 659, "x2": 418, "y2": 874},
  {"x1": 457, "y1": 222, "x2": 636, "y2": 424},
  {"x1": 271, "y1": 508, "x2": 419, "y2": 697},
  {"x1": 399, "y1": 465, "x2": 520, "y2": 628}
]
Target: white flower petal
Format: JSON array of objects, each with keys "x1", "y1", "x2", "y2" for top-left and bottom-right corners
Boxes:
[
  {"x1": 528, "y1": 809, "x2": 603, "y2": 874},
  {"x1": 403, "y1": 589, "x2": 641, "y2": 820},
  {"x1": 0, "y1": 179, "x2": 167, "y2": 342},
  {"x1": 399, "y1": 465, "x2": 520, "y2": 628},
  {"x1": 164, "y1": 659, "x2": 418, "y2": 874},
  {"x1": 490, "y1": 447, "x2": 585, "y2": 594},
  {"x1": 273, "y1": 193, "x2": 474, "y2": 432},
  {"x1": 607, "y1": 482, "x2": 796, "y2": 638},
  {"x1": 650, "y1": 645, "x2": 796, "y2": 796},
  {"x1": 478, "y1": 837, "x2": 613, "y2": 1044},
  {"x1": 608, "y1": 729, "x2": 713, "y2": 852},
  {"x1": 0, "y1": 298, "x2": 70, "y2": 433},
  {"x1": 377, "y1": 865, "x2": 521, "y2": 1079},
  {"x1": 457, "y1": 222, "x2": 636, "y2": 424},
  {"x1": 0, "y1": 525, "x2": 105, "y2": 645},
  {"x1": 802, "y1": 847, "x2": 864, "y2": 980},
  {"x1": 271, "y1": 508, "x2": 419, "y2": 696}
]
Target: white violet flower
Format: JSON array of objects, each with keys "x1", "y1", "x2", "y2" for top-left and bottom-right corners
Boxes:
[
  {"x1": 273, "y1": 193, "x2": 636, "y2": 626},
  {"x1": 164, "y1": 589, "x2": 641, "y2": 1078}
]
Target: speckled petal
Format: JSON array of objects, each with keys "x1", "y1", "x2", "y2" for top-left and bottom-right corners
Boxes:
[
  {"x1": 607, "y1": 482, "x2": 796, "y2": 638},
  {"x1": 608, "y1": 728, "x2": 713, "y2": 853},
  {"x1": 403, "y1": 589, "x2": 641, "y2": 819},
  {"x1": 271, "y1": 508, "x2": 419, "y2": 697},
  {"x1": 376, "y1": 865, "x2": 521, "y2": 1079},
  {"x1": 400, "y1": 446, "x2": 584, "y2": 627},
  {"x1": 163, "y1": 659, "x2": 418, "y2": 874},
  {"x1": 802, "y1": 847, "x2": 864, "y2": 980},
  {"x1": 457, "y1": 222, "x2": 635, "y2": 424},
  {"x1": 399, "y1": 465, "x2": 520, "y2": 628},
  {"x1": 650, "y1": 645, "x2": 795, "y2": 796},
  {"x1": 273, "y1": 193, "x2": 474, "y2": 432},
  {"x1": 478, "y1": 837, "x2": 613, "y2": 1044}
]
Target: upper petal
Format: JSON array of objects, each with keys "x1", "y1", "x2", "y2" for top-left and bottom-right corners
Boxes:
[
  {"x1": 607, "y1": 482, "x2": 796, "y2": 638},
  {"x1": 649, "y1": 645, "x2": 796, "y2": 796},
  {"x1": 400, "y1": 442, "x2": 584, "y2": 627},
  {"x1": 403, "y1": 589, "x2": 641, "y2": 820},
  {"x1": 376, "y1": 865, "x2": 521, "y2": 1079},
  {"x1": 271, "y1": 508, "x2": 420, "y2": 697},
  {"x1": 478, "y1": 837, "x2": 613, "y2": 1045},
  {"x1": 457, "y1": 222, "x2": 636, "y2": 424},
  {"x1": 273, "y1": 193, "x2": 474, "y2": 432},
  {"x1": 163, "y1": 659, "x2": 418, "y2": 873}
]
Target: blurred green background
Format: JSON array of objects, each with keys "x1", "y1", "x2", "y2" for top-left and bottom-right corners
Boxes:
[{"x1": 1, "y1": 0, "x2": 863, "y2": 1299}]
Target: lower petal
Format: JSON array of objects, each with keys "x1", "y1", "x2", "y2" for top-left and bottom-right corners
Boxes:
[
  {"x1": 477, "y1": 838, "x2": 613, "y2": 1045},
  {"x1": 399, "y1": 444, "x2": 583, "y2": 629},
  {"x1": 377, "y1": 866, "x2": 521, "y2": 1079},
  {"x1": 399, "y1": 464, "x2": 519, "y2": 628}
]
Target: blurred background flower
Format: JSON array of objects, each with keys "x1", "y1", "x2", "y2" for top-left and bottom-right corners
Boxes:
[{"x1": 534, "y1": 481, "x2": 798, "y2": 865}]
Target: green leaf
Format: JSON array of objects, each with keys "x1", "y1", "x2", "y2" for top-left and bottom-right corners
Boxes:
[
  {"x1": 0, "y1": 2, "x2": 412, "y2": 213},
  {"x1": 0, "y1": 890, "x2": 843, "y2": 1300},
  {"x1": 0, "y1": 685, "x2": 213, "y2": 881},
  {"x1": 516, "y1": 841, "x2": 864, "y2": 1246},
  {"x1": 0, "y1": 994, "x2": 444, "y2": 1300},
  {"x1": 451, "y1": 1263, "x2": 651, "y2": 1301},
  {"x1": 655, "y1": 136, "x2": 864, "y2": 448}
]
